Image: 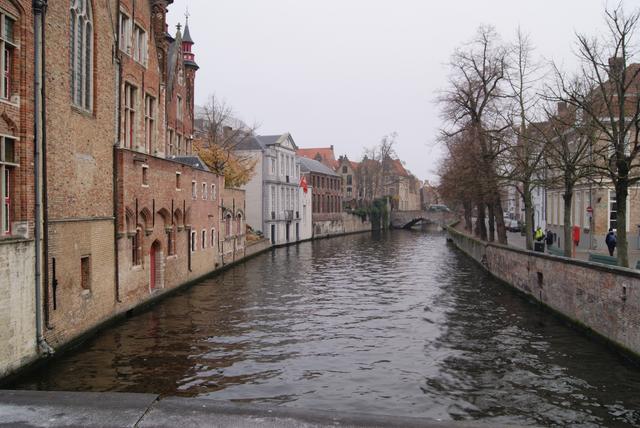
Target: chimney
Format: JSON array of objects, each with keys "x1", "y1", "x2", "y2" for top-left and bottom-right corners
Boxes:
[
  {"x1": 330, "y1": 145, "x2": 334, "y2": 151},
  {"x1": 608, "y1": 56, "x2": 624, "y2": 79},
  {"x1": 223, "y1": 126, "x2": 233, "y2": 139}
]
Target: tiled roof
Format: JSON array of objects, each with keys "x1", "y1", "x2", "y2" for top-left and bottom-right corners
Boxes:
[
  {"x1": 296, "y1": 147, "x2": 338, "y2": 169},
  {"x1": 172, "y1": 155, "x2": 210, "y2": 172},
  {"x1": 299, "y1": 157, "x2": 339, "y2": 176}
]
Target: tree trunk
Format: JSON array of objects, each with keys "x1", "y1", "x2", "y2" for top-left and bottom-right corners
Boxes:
[
  {"x1": 487, "y1": 203, "x2": 495, "y2": 242},
  {"x1": 463, "y1": 201, "x2": 473, "y2": 231},
  {"x1": 522, "y1": 183, "x2": 534, "y2": 251},
  {"x1": 615, "y1": 180, "x2": 629, "y2": 267},
  {"x1": 475, "y1": 202, "x2": 487, "y2": 241},
  {"x1": 493, "y1": 195, "x2": 508, "y2": 244},
  {"x1": 562, "y1": 188, "x2": 573, "y2": 258}
]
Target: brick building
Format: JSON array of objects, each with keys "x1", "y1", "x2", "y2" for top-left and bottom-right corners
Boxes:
[
  {"x1": 114, "y1": 1, "x2": 225, "y2": 310},
  {"x1": 299, "y1": 157, "x2": 342, "y2": 221},
  {"x1": 42, "y1": 0, "x2": 119, "y2": 347},
  {"x1": 0, "y1": 0, "x2": 37, "y2": 378},
  {"x1": 337, "y1": 155, "x2": 358, "y2": 208}
]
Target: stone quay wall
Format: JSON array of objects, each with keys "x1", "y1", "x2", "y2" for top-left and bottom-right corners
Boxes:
[
  {"x1": 313, "y1": 213, "x2": 371, "y2": 239},
  {"x1": 447, "y1": 226, "x2": 640, "y2": 357}
]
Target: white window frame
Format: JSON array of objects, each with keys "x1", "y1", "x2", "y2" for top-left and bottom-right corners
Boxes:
[
  {"x1": 211, "y1": 228, "x2": 215, "y2": 247},
  {"x1": 0, "y1": 11, "x2": 16, "y2": 101},
  {"x1": 123, "y1": 83, "x2": 137, "y2": 148},
  {"x1": 70, "y1": 0, "x2": 94, "y2": 111},
  {"x1": 211, "y1": 184, "x2": 216, "y2": 201},
  {"x1": 202, "y1": 183, "x2": 207, "y2": 200},
  {"x1": 1, "y1": 135, "x2": 17, "y2": 235},
  {"x1": 133, "y1": 23, "x2": 147, "y2": 65},
  {"x1": 190, "y1": 230, "x2": 196, "y2": 252},
  {"x1": 118, "y1": 11, "x2": 132, "y2": 55},
  {"x1": 191, "y1": 180, "x2": 196, "y2": 199},
  {"x1": 201, "y1": 229, "x2": 206, "y2": 250},
  {"x1": 144, "y1": 94, "x2": 155, "y2": 154}
]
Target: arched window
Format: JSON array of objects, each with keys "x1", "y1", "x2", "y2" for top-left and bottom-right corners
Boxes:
[
  {"x1": 70, "y1": 0, "x2": 93, "y2": 111},
  {"x1": 236, "y1": 213, "x2": 242, "y2": 235}
]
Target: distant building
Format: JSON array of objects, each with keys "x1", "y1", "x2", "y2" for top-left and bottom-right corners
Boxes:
[
  {"x1": 235, "y1": 133, "x2": 303, "y2": 245},
  {"x1": 337, "y1": 156, "x2": 359, "y2": 208},
  {"x1": 296, "y1": 146, "x2": 338, "y2": 170},
  {"x1": 299, "y1": 157, "x2": 342, "y2": 222}
]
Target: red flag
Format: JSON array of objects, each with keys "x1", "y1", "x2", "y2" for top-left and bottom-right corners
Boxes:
[{"x1": 300, "y1": 175, "x2": 308, "y2": 193}]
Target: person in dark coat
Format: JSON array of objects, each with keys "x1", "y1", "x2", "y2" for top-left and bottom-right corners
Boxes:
[
  {"x1": 605, "y1": 228, "x2": 617, "y2": 257},
  {"x1": 545, "y1": 229, "x2": 553, "y2": 247}
]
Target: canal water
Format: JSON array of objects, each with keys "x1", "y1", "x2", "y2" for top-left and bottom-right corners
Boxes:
[{"x1": 11, "y1": 231, "x2": 640, "y2": 426}]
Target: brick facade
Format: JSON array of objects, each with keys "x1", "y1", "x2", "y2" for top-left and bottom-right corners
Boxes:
[
  {"x1": 0, "y1": 0, "x2": 37, "y2": 377},
  {"x1": 43, "y1": 0, "x2": 118, "y2": 347}
]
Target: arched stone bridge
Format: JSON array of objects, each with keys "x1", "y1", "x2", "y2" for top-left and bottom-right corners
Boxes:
[{"x1": 390, "y1": 210, "x2": 457, "y2": 229}]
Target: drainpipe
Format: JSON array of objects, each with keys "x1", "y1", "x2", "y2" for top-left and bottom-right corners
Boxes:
[
  {"x1": 113, "y1": 0, "x2": 122, "y2": 303},
  {"x1": 33, "y1": 0, "x2": 54, "y2": 355}
]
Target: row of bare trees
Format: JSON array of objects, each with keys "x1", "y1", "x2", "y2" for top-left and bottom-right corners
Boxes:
[{"x1": 438, "y1": 4, "x2": 640, "y2": 267}]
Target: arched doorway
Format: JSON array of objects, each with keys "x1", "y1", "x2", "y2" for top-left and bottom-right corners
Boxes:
[{"x1": 149, "y1": 240, "x2": 163, "y2": 291}]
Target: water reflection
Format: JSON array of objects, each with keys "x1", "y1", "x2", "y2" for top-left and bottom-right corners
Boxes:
[{"x1": 11, "y1": 231, "x2": 640, "y2": 426}]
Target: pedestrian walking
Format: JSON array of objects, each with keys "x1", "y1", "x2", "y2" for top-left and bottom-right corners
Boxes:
[
  {"x1": 605, "y1": 228, "x2": 617, "y2": 257},
  {"x1": 545, "y1": 229, "x2": 553, "y2": 247}
]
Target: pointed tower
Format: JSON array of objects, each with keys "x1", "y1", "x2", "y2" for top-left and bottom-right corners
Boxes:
[{"x1": 181, "y1": 14, "x2": 199, "y2": 132}]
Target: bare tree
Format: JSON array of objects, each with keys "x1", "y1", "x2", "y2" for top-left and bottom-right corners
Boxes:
[
  {"x1": 503, "y1": 28, "x2": 546, "y2": 250},
  {"x1": 548, "y1": 4, "x2": 640, "y2": 266},
  {"x1": 534, "y1": 100, "x2": 600, "y2": 257},
  {"x1": 438, "y1": 25, "x2": 510, "y2": 244},
  {"x1": 195, "y1": 94, "x2": 258, "y2": 187}
]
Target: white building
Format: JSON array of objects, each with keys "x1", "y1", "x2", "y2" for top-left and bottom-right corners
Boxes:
[
  {"x1": 299, "y1": 185, "x2": 313, "y2": 241},
  {"x1": 235, "y1": 133, "x2": 303, "y2": 245}
]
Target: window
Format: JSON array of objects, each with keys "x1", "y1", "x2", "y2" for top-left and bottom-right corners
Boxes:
[
  {"x1": 202, "y1": 183, "x2": 207, "y2": 200},
  {"x1": 191, "y1": 230, "x2": 196, "y2": 252},
  {"x1": 167, "y1": 227, "x2": 176, "y2": 256},
  {"x1": 574, "y1": 191, "x2": 581, "y2": 227},
  {"x1": 123, "y1": 83, "x2": 137, "y2": 148},
  {"x1": 0, "y1": 12, "x2": 15, "y2": 101},
  {"x1": 211, "y1": 184, "x2": 216, "y2": 201},
  {"x1": 1, "y1": 136, "x2": 16, "y2": 235},
  {"x1": 342, "y1": 166, "x2": 347, "y2": 174},
  {"x1": 176, "y1": 134, "x2": 182, "y2": 155},
  {"x1": 347, "y1": 175, "x2": 352, "y2": 185},
  {"x1": 177, "y1": 95, "x2": 183, "y2": 121},
  {"x1": 609, "y1": 190, "x2": 617, "y2": 231},
  {"x1": 191, "y1": 181, "x2": 196, "y2": 199},
  {"x1": 225, "y1": 214, "x2": 232, "y2": 237},
  {"x1": 133, "y1": 24, "x2": 147, "y2": 65},
  {"x1": 70, "y1": 0, "x2": 93, "y2": 110},
  {"x1": 118, "y1": 11, "x2": 132, "y2": 54},
  {"x1": 211, "y1": 228, "x2": 215, "y2": 247},
  {"x1": 132, "y1": 228, "x2": 142, "y2": 266},
  {"x1": 144, "y1": 95, "x2": 155, "y2": 153},
  {"x1": 237, "y1": 214, "x2": 242, "y2": 235},
  {"x1": 80, "y1": 256, "x2": 91, "y2": 290},
  {"x1": 167, "y1": 129, "x2": 174, "y2": 156},
  {"x1": 175, "y1": 172, "x2": 181, "y2": 190},
  {"x1": 141, "y1": 165, "x2": 148, "y2": 186},
  {"x1": 201, "y1": 230, "x2": 206, "y2": 249}
]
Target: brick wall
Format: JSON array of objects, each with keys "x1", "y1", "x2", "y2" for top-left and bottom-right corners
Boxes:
[
  {"x1": 115, "y1": 148, "x2": 223, "y2": 310},
  {"x1": 448, "y1": 226, "x2": 640, "y2": 356}
]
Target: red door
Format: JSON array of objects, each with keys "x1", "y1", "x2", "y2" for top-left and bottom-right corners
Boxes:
[{"x1": 149, "y1": 244, "x2": 156, "y2": 290}]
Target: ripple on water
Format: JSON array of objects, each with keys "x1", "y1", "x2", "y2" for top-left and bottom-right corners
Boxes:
[{"x1": 9, "y1": 231, "x2": 640, "y2": 427}]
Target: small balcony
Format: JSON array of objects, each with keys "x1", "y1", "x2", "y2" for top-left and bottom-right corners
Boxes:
[{"x1": 283, "y1": 210, "x2": 294, "y2": 221}]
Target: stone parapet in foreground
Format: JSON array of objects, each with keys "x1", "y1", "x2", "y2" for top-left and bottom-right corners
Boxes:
[
  {"x1": 0, "y1": 390, "x2": 508, "y2": 428},
  {"x1": 447, "y1": 226, "x2": 640, "y2": 357}
]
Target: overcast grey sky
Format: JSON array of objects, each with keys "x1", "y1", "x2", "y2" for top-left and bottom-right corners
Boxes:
[{"x1": 168, "y1": 1, "x2": 634, "y2": 182}]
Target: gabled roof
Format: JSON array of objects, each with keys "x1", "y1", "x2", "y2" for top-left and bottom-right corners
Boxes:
[
  {"x1": 172, "y1": 155, "x2": 210, "y2": 172},
  {"x1": 297, "y1": 147, "x2": 338, "y2": 169},
  {"x1": 299, "y1": 157, "x2": 339, "y2": 176},
  {"x1": 234, "y1": 133, "x2": 298, "y2": 151},
  {"x1": 390, "y1": 159, "x2": 409, "y2": 177}
]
